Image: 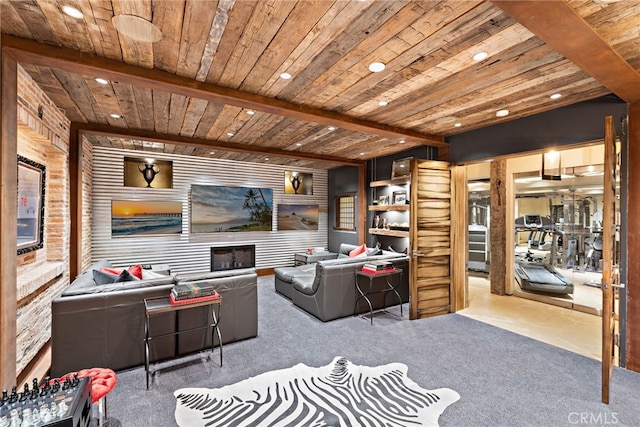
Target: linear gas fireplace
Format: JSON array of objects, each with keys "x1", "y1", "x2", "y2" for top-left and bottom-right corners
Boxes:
[{"x1": 211, "y1": 245, "x2": 255, "y2": 271}]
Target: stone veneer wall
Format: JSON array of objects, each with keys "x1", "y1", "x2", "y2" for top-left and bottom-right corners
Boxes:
[{"x1": 15, "y1": 65, "x2": 71, "y2": 375}]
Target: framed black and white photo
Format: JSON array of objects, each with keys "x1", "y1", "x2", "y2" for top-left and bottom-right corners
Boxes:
[{"x1": 393, "y1": 190, "x2": 407, "y2": 205}]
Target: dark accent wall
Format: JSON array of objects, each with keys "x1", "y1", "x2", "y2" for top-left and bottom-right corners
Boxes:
[{"x1": 447, "y1": 95, "x2": 627, "y2": 163}]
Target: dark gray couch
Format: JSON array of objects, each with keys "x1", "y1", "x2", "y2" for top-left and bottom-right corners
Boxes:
[
  {"x1": 51, "y1": 261, "x2": 257, "y2": 377},
  {"x1": 274, "y1": 244, "x2": 409, "y2": 321}
]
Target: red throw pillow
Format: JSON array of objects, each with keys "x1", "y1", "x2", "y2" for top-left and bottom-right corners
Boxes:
[
  {"x1": 349, "y1": 244, "x2": 367, "y2": 258},
  {"x1": 100, "y1": 264, "x2": 143, "y2": 280},
  {"x1": 128, "y1": 264, "x2": 143, "y2": 279}
]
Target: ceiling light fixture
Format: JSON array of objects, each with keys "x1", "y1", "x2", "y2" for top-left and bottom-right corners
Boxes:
[
  {"x1": 95, "y1": 78, "x2": 109, "y2": 85},
  {"x1": 472, "y1": 51, "x2": 489, "y2": 62},
  {"x1": 227, "y1": 132, "x2": 234, "y2": 137},
  {"x1": 112, "y1": 15, "x2": 162, "y2": 43},
  {"x1": 280, "y1": 72, "x2": 292, "y2": 80},
  {"x1": 550, "y1": 93, "x2": 562, "y2": 100},
  {"x1": 62, "y1": 5, "x2": 83, "y2": 19},
  {"x1": 110, "y1": 113, "x2": 121, "y2": 119},
  {"x1": 296, "y1": 143, "x2": 302, "y2": 147},
  {"x1": 265, "y1": 157, "x2": 270, "y2": 161},
  {"x1": 246, "y1": 109, "x2": 255, "y2": 115},
  {"x1": 454, "y1": 123, "x2": 462, "y2": 127},
  {"x1": 378, "y1": 100, "x2": 388, "y2": 106},
  {"x1": 368, "y1": 62, "x2": 385, "y2": 73},
  {"x1": 399, "y1": 140, "x2": 406, "y2": 144},
  {"x1": 328, "y1": 126, "x2": 336, "y2": 131},
  {"x1": 359, "y1": 152, "x2": 365, "y2": 156},
  {"x1": 496, "y1": 109, "x2": 510, "y2": 117}
]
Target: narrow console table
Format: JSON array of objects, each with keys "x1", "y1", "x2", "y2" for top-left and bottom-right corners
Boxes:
[
  {"x1": 354, "y1": 268, "x2": 403, "y2": 325},
  {"x1": 143, "y1": 296, "x2": 222, "y2": 389},
  {"x1": 294, "y1": 251, "x2": 338, "y2": 266}
]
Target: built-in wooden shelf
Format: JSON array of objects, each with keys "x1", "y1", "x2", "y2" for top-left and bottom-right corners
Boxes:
[
  {"x1": 369, "y1": 228, "x2": 409, "y2": 238},
  {"x1": 370, "y1": 177, "x2": 411, "y2": 187},
  {"x1": 368, "y1": 204, "x2": 409, "y2": 211}
]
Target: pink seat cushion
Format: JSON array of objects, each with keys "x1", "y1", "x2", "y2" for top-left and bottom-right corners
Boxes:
[{"x1": 57, "y1": 367, "x2": 117, "y2": 403}]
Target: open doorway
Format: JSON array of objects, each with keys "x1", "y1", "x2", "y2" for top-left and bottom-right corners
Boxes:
[{"x1": 461, "y1": 144, "x2": 605, "y2": 360}]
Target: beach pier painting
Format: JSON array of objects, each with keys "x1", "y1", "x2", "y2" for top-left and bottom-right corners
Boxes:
[
  {"x1": 191, "y1": 185, "x2": 273, "y2": 233},
  {"x1": 277, "y1": 204, "x2": 319, "y2": 230},
  {"x1": 111, "y1": 200, "x2": 183, "y2": 236}
]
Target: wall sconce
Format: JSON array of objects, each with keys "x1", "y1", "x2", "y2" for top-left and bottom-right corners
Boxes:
[
  {"x1": 289, "y1": 172, "x2": 303, "y2": 194},
  {"x1": 139, "y1": 159, "x2": 160, "y2": 187},
  {"x1": 541, "y1": 151, "x2": 561, "y2": 181}
]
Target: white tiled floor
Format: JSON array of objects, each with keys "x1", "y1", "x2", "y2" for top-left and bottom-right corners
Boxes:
[{"x1": 459, "y1": 275, "x2": 603, "y2": 361}]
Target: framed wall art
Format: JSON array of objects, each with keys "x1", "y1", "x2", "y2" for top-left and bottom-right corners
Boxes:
[
  {"x1": 191, "y1": 185, "x2": 273, "y2": 233},
  {"x1": 17, "y1": 155, "x2": 46, "y2": 254},
  {"x1": 277, "y1": 204, "x2": 319, "y2": 230},
  {"x1": 124, "y1": 156, "x2": 173, "y2": 188},
  {"x1": 284, "y1": 171, "x2": 313, "y2": 195},
  {"x1": 111, "y1": 200, "x2": 183, "y2": 236}
]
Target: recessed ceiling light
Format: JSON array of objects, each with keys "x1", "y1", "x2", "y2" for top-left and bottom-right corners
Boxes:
[
  {"x1": 265, "y1": 157, "x2": 270, "y2": 161},
  {"x1": 112, "y1": 15, "x2": 162, "y2": 43},
  {"x1": 296, "y1": 143, "x2": 302, "y2": 147},
  {"x1": 472, "y1": 51, "x2": 489, "y2": 62},
  {"x1": 359, "y1": 152, "x2": 365, "y2": 156},
  {"x1": 368, "y1": 62, "x2": 385, "y2": 73},
  {"x1": 496, "y1": 109, "x2": 510, "y2": 117},
  {"x1": 62, "y1": 5, "x2": 83, "y2": 19},
  {"x1": 378, "y1": 100, "x2": 388, "y2": 107},
  {"x1": 209, "y1": 151, "x2": 215, "y2": 155},
  {"x1": 280, "y1": 72, "x2": 292, "y2": 80},
  {"x1": 227, "y1": 132, "x2": 234, "y2": 137},
  {"x1": 110, "y1": 113, "x2": 121, "y2": 119},
  {"x1": 95, "y1": 78, "x2": 109, "y2": 85},
  {"x1": 246, "y1": 109, "x2": 255, "y2": 115},
  {"x1": 454, "y1": 123, "x2": 462, "y2": 127},
  {"x1": 328, "y1": 126, "x2": 336, "y2": 131},
  {"x1": 550, "y1": 93, "x2": 562, "y2": 100},
  {"x1": 399, "y1": 140, "x2": 406, "y2": 144}
]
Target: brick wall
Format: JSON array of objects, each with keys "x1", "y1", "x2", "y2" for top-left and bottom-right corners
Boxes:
[{"x1": 15, "y1": 65, "x2": 71, "y2": 375}]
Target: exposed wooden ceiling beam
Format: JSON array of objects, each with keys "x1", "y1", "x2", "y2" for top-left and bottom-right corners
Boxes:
[
  {"x1": 1, "y1": 34, "x2": 446, "y2": 147},
  {"x1": 492, "y1": 0, "x2": 640, "y2": 103},
  {"x1": 73, "y1": 122, "x2": 365, "y2": 167}
]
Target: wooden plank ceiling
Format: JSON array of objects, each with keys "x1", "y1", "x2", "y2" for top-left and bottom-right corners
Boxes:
[{"x1": 1, "y1": 0, "x2": 639, "y2": 169}]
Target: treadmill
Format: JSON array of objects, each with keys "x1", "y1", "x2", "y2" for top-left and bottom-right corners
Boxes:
[{"x1": 514, "y1": 214, "x2": 574, "y2": 294}]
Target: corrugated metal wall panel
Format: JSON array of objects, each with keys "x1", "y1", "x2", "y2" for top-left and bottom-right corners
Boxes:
[{"x1": 91, "y1": 147, "x2": 328, "y2": 274}]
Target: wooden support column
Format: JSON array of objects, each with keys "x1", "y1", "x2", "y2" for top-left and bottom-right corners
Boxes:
[
  {"x1": 450, "y1": 165, "x2": 468, "y2": 310},
  {"x1": 69, "y1": 124, "x2": 81, "y2": 279},
  {"x1": 357, "y1": 164, "x2": 367, "y2": 244},
  {"x1": 1, "y1": 48, "x2": 19, "y2": 388},
  {"x1": 489, "y1": 160, "x2": 507, "y2": 295},
  {"x1": 627, "y1": 102, "x2": 640, "y2": 372}
]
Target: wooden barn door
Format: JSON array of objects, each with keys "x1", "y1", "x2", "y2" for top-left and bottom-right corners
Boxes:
[
  {"x1": 409, "y1": 160, "x2": 458, "y2": 319},
  {"x1": 602, "y1": 116, "x2": 621, "y2": 403}
]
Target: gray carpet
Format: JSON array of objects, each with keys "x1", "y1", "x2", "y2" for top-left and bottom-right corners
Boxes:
[{"x1": 105, "y1": 276, "x2": 640, "y2": 426}]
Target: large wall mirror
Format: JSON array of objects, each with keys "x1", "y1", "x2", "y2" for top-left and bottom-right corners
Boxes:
[{"x1": 17, "y1": 155, "x2": 46, "y2": 255}]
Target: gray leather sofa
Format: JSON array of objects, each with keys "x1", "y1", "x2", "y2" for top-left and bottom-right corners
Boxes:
[
  {"x1": 274, "y1": 244, "x2": 409, "y2": 321},
  {"x1": 51, "y1": 261, "x2": 257, "y2": 377}
]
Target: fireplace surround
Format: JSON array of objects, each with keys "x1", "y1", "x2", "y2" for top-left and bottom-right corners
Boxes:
[{"x1": 211, "y1": 245, "x2": 256, "y2": 271}]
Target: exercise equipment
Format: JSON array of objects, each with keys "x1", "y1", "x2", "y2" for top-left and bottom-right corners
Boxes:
[{"x1": 514, "y1": 214, "x2": 574, "y2": 294}]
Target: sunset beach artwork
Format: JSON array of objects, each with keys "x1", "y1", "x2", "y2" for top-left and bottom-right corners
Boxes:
[
  {"x1": 277, "y1": 204, "x2": 319, "y2": 231},
  {"x1": 191, "y1": 185, "x2": 273, "y2": 233},
  {"x1": 111, "y1": 200, "x2": 183, "y2": 236}
]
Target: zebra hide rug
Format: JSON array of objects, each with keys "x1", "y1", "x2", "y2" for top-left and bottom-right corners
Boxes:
[{"x1": 174, "y1": 356, "x2": 460, "y2": 427}]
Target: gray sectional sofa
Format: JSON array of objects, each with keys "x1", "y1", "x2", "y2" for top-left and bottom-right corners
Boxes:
[
  {"x1": 51, "y1": 261, "x2": 257, "y2": 377},
  {"x1": 274, "y1": 244, "x2": 410, "y2": 321}
]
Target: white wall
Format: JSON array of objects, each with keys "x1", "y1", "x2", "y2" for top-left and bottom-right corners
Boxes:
[{"x1": 91, "y1": 147, "x2": 328, "y2": 274}]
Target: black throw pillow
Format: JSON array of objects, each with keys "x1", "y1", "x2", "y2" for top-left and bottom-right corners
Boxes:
[{"x1": 93, "y1": 269, "x2": 137, "y2": 285}]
